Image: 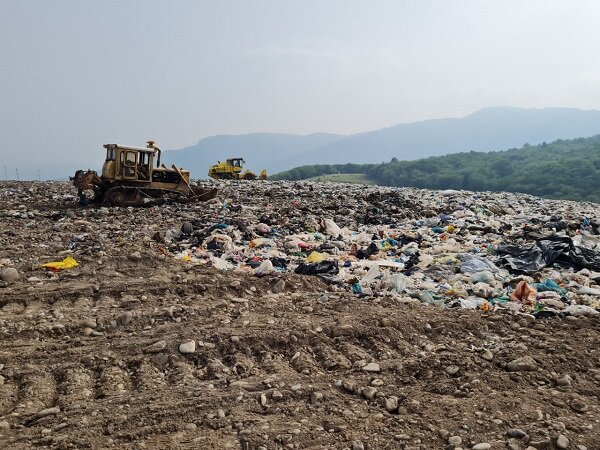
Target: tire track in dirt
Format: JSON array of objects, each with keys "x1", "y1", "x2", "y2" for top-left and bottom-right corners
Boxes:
[{"x1": 1, "y1": 231, "x2": 599, "y2": 449}]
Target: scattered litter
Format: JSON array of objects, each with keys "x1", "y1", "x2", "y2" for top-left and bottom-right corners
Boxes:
[
  {"x1": 2, "y1": 180, "x2": 599, "y2": 319},
  {"x1": 41, "y1": 256, "x2": 79, "y2": 272}
]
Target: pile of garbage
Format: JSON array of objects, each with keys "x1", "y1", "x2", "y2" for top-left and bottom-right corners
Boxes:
[
  {"x1": 1, "y1": 180, "x2": 598, "y2": 319},
  {"x1": 156, "y1": 181, "x2": 600, "y2": 319}
]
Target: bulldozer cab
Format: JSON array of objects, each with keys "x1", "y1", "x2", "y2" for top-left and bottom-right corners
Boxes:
[
  {"x1": 228, "y1": 158, "x2": 245, "y2": 167},
  {"x1": 103, "y1": 144, "x2": 156, "y2": 182}
]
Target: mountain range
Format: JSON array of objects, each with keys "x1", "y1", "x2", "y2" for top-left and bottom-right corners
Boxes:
[{"x1": 165, "y1": 106, "x2": 600, "y2": 177}]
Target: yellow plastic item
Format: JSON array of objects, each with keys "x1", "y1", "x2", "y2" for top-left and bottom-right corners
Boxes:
[
  {"x1": 307, "y1": 251, "x2": 327, "y2": 263},
  {"x1": 432, "y1": 255, "x2": 460, "y2": 266},
  {"x1": 41, "y1": 256, "x2": 79, "y2": 272}
]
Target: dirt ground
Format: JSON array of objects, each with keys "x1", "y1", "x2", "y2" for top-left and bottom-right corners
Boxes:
[{"x1": 0, "y1": 182, "x2": 598, "y2": 449}]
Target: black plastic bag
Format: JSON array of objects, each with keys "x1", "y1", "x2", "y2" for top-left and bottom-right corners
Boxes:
[
  {"x1": 570, "y1": 245, "x2": 600, "y2": 271},
  {"x1": 497, "y1": 244, "x2": 545, "y2": 273},
  {"x1": 271, "y1": 257, "x2": 289, "y2": 269},
  {"x1": 295, "y1": 260, "x2": 339, "y2": 276},
  {"x1": 402, "y1": 252, "x2": 420, "y2": 275},
  {"x1": 357, "y1": 242, "x2": 379, "y2": 260},
  {"x1": 537, "y1": 236, "x2": 572, "y2": 266},
  {"x1": 498, "y1": 235, "x2": 600, "y2": 273}
]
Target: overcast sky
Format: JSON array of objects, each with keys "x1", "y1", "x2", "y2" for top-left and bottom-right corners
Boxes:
[{"x1": 2, "y1": 0, "x2": 600, "y2": 178}]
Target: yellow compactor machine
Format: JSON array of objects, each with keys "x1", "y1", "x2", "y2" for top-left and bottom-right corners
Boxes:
[{"x1": 208, "y1": 158, "x2": 267, "y2": 180}]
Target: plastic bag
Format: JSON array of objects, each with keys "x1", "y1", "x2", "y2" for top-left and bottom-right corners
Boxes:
[
  {"x1": 469, "y1": 271, "x2": 494, "y2": 283},
  {"x1": 307, "y1": 251, "x2": 327, "y2": 263},
  {"x1": 497, "y1": 236, "x2": 600, "y2": 273},
  {"x1": 459, "y1": 255, "x2": 500, "y2": 273},
  {"x1": 460, "y1": 297, "x2": 485, "y2": 309},
  {"x1": 255, "y1": 259, "x2": 274, "y2": 276},
  {"x1": 271, "y1": 257, "x2": 289, "y2": 269},
  {"x1": 321, "y1": 218, "x2": 342, "y2": 236},
  {"x1": 210, "y1": 255, "x2": 233, "y2": 271},
  {"x1": 295, "y1": 261, "x2": 339, "y2": 276},
  {"x1": 360, "y1": 265, "x2": 381, "y2": 285},
  {"x1": 569, "y1": 244, "x2": 600, "y2": 271},
  {"x1": 41, "y1": 256, "x2": 78, "y2": 272},
  {"x1": 498, "y1": 243, "x2": 546, "y2": 273},
  {"x1": 256, "y1": 223, "x2": 271, "y2": 234},
  {"x1": 509, "y1": 281, "x2": 537, "y2": 303},
  {"x1": 564, "y1": 304, "x2": 599, "y2": 316},
  {"x1": 357, "y1": 243, "x2": 379, "y2": 259},
  {"x1": 573, "y1": 233, "x2": 600, "y2": 250},
  {"x1": 205, "y1": 234, "x2": 234, "y2": 253},
  {"x1": 418, "y1": 290, "x2": 445, "y2": 306},
  {"x1": 472, "y1": 282, "x2": 493, "y2": 298},
  {"x1": 385, "y1": 273, "x2": 406, "y2": 294},
  {"x1": 533, "y1": 278, "x2": 567, "y2": 296}
]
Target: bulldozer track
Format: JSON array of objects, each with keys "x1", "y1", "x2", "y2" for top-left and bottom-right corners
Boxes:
[{"x1": 3, "y1": 268, "x2": 600, "y2": 449}]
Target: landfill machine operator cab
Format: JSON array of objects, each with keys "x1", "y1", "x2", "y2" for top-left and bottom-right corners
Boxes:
[{"x1": 102, "y1": 141, "x2": 161, "y2": 182}]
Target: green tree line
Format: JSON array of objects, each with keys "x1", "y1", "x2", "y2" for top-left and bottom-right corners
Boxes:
[{"x1": 271, "y1": 136, "x2": 600, "y2": 202}]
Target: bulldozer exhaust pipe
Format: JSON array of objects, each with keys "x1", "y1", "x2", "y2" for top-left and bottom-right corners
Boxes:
[{"x1": 147, "y1": 140, "x2": 161, "y2": 167}]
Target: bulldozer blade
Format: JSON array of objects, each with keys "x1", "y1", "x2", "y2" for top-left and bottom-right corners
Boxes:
[{"x1": 181, "y1": 187, "x2": 218, "y2": 203}]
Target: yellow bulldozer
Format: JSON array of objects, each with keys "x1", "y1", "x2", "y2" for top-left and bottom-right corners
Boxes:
[
  {"x1": 208, "y1": 158, "x2": 267, "y2": 180},
  {"x1": 72, "y1": 141, "x2": 217, "y2": 206}
]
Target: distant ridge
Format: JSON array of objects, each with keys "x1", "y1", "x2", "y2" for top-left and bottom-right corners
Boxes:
[
  {"x1": 165, "y1": 107, "x2": 600, "y2": 177},
  {"x1": 165, "y1": 132, "x2": 344, "y2": 177}
]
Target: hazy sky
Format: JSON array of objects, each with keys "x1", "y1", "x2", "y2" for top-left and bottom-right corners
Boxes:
[{"x1": 2, "y1": 0, "x2": 600, "y2": 178}]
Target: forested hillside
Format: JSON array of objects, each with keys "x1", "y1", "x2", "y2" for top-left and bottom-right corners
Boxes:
[{"x1": 271, "y1": 136, "x2": 600, "y2": 202}]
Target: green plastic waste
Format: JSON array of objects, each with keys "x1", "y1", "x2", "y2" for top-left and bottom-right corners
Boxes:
[{"x1": 533, "y1": 278, "x2": 567, "y2": 296}]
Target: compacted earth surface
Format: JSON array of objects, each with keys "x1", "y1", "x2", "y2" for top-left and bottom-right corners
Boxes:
[{"x1": 0, "y1": 180, "x2": 599, "y2": 450}]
